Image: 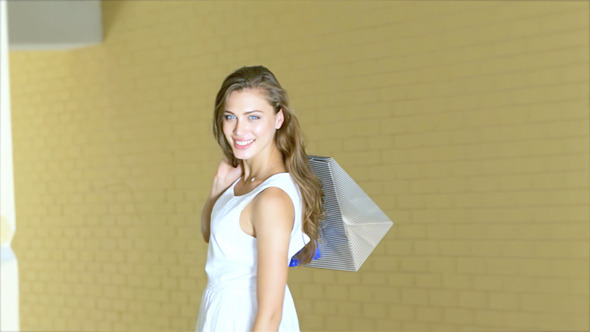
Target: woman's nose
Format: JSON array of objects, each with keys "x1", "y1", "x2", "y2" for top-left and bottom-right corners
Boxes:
[{"x1": 233, "y1": 119, "x2": 246, "y2": 135}]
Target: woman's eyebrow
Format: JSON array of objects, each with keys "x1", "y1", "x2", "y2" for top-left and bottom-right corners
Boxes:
[{"x1": 224, "y1": 110, "x2": 263, "y2": 114}]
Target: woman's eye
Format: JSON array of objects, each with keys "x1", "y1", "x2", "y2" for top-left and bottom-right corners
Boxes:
[
  {"x1": 249, "y1": 115, "x2": 260, "y2": 120},
  {"x1": 223, "y1": 114, "x2": 236, "y2": 120}
]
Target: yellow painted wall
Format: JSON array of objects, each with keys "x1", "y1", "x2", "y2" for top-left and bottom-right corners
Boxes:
[{"x1": 9, "y1": 1, "x2": 589, "y2": 331}]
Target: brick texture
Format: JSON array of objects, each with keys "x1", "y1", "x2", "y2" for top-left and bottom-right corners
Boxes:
[{"x1": 9, "y1": 1, "x2": 589, "y2": 331}]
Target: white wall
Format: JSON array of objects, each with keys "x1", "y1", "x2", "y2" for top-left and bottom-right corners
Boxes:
[{"x1": 7, "y1": 0, "x2": 102, "y2": 49}]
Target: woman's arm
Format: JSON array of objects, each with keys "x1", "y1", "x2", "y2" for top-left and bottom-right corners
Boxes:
[
  {"x1": 201, "y1": 159, "x2": 242, "y2": 243},
  {"x1": 251, "y1": 187, "x2": 294, "y2": 332}
]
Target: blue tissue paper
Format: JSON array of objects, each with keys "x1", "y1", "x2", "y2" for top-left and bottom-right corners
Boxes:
[{"x1": 289, "y1": 246, "x2": 321, "y2": 267}]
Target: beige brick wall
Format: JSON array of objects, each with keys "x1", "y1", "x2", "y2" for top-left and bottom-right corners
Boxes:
[{"x1": 10, "y1": 1, "x2": 588, "y2": 331}]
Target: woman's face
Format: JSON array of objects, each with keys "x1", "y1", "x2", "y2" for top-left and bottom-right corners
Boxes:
[{"x1": 222, "y1": 88, "x2": 284, "y2": 162}]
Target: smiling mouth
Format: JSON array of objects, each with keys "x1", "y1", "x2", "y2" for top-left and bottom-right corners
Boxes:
[{"x1": 234, "y1": 139, "x2": 254, "y2": 149}]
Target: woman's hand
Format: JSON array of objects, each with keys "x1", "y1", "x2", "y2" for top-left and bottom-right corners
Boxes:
[{"x1": 211, "y1": 158, "x2": 242, "y2": 198}]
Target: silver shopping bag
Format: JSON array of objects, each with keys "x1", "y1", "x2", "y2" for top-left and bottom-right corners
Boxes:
[{"x1": 304, "y1": 155, "x2": 393, "y2": 271}]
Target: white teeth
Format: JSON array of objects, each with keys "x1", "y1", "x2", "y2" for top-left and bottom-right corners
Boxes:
[{"x1": 235, "y1": 139, "x2": 254, "y2": 146}]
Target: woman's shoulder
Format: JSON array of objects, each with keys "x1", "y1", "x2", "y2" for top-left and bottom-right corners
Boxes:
[
  {"x1": 260, "y1": 172, "x2": 299, "y2": 200},
  {"x1": 255, "y1": 186, "x2": 293, "y2": 207},
  {"x1": 251, "y1": 186, "x2": 295, "y2": 230}
]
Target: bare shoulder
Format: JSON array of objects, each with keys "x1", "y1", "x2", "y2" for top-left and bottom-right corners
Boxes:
[
  {"x1": 254, "y1": 187, "x2": 293, "y2": 208},
  {"x1": 252, "y1": 187, "x2": 294, "y2": 229}
]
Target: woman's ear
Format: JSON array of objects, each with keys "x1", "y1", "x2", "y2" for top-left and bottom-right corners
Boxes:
[{"x1": 276, "y1": 109, "x2": 285, "y2": 129}]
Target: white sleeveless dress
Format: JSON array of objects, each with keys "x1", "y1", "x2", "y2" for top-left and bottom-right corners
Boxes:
[{"x1": 196, "y1": 173, "x2": 310, "y2": 332}]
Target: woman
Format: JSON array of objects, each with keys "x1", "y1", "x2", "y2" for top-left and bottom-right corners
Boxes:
[{"x1": 196, "y1": 66, "x2": 323, "y2": 332}]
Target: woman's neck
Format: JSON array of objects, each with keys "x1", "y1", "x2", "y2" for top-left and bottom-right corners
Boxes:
[{"x1": 241, "y1": 148, "x2": 285, "y2": 183}]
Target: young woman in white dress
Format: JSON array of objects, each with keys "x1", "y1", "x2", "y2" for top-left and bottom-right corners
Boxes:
[{"x1": 196, "y1": 66, "x2": 323, "y2": 332}]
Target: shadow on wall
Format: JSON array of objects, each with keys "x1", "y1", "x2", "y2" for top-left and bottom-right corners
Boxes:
[{"x1": 101, "y1": 0, "x2": 124, "y2": 42}]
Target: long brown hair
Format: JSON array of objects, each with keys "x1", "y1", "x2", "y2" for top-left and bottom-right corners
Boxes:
[{"x1": 212, "y1": 65, "x2": 323, "y2": 264}]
